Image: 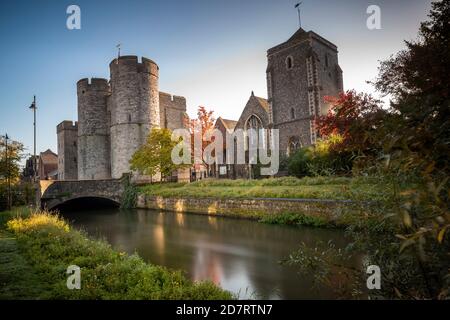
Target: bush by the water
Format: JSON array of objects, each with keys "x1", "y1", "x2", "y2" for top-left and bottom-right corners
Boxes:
[
  {"x1": 260, "y1": 212, "x2": 329, "y2": 228},
  {"x1": 5, "y1": 211, "x2": 232, "y2": 299}
]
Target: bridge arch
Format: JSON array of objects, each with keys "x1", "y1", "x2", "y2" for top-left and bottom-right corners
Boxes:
[
  {"x1": 45, "y1": 196, "x2": 120, "y2": 211},
  {"x1": 39, "y1": 179, "x2": 125, "y2": 211}
]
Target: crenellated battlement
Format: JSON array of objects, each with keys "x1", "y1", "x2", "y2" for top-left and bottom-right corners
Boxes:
[
  {"x1": 77, "y1": 78, "x2": 110, "y2": 92},
  {"x1": 159, "y1": 92, "x2": 187, "y2": 110},
  {"x1": 59, "y1": 53, "x2": 188, "y2": 181},
  {"x1": 109, "y1": 55, "x2": 159, "y2": 76},
  {"x1": 57, "y1": 120, "x2": 78, "y2": 133}
]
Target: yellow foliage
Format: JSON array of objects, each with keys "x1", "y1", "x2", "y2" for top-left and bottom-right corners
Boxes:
[{"x1": 7, "y1": 211, "x2": 70, "y2": 234}]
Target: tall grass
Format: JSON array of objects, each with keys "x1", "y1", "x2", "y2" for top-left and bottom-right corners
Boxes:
[{"x1": 5, "y1": 211, "x2": 232, "y2": 300}]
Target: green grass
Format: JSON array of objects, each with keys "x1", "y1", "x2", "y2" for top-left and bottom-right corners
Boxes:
[
  {"x1": 259, "y1": 212, "x2": 330, "y2": 228},
  {"x1": 0, "y1": 208, "x2": 232, "y2": 300},
  {"x1": 139, "y1": 176, "x2": 396, "y2": 202}
]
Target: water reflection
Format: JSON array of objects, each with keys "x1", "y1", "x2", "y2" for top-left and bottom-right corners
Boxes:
[{"x1": 63, "y1": 208, "x2": 354, "y2": 299}]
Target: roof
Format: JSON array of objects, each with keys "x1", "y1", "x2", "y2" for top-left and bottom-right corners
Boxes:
[
  {"x1": 268, "y1": 28, "x2": 338, "y2": 55},
  {"x1": 254, "y1": 96, "x2": 269, "y2": 112},
  {"x1": 39, "y1": 149, "x2": 57, "y2": 164},
  {"x1": 218, "y1": 117, "x2": 238, "y2": 131}
]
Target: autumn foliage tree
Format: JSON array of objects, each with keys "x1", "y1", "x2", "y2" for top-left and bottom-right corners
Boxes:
[
  {"x1": 315, "y1": 90, "x2": 386, "y2": 155},
  {"x1": 185, "y1": 106, "x2": 216, "y2": 176}
]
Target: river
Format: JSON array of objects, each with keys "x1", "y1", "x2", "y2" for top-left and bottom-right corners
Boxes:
[{"x1": 62, "y1": 207, "x2": 355, "y2": 299}]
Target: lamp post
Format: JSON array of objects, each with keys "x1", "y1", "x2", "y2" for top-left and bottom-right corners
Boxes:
[
  {"x1": 29, "y1": 96, "x2": 37, "y2": 182},
  {"x1": 5, "y1": 133, "x2": 11, "y2": 210}
]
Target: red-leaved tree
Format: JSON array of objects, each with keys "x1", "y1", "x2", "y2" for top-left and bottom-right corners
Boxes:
[
  {"x1": 185, "y1": 106, "x2": 216, "y2": 176},
  {"x1": 315, "y1": 90, "x2": 386, "y2": 155}
]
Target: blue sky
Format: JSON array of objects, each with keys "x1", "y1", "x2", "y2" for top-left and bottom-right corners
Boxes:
[{"x1": 0, "y1": 0, "x2": 433, "y2": 159}]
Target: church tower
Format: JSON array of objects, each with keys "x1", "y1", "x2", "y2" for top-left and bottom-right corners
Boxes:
[{"x1": 266, "y1": 28, "x2": 343, "y2": 155}]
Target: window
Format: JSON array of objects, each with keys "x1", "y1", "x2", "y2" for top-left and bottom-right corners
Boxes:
[
  {"x1": 286, "y1": 56, "x2": 293, "y2": 70},
  {"x1": 325, "y1": 54, "x2": 329, "y2": 68},
  {"x1": 245, "y1": 114, "x2": 264, "y2": 150},
  {"x1": 128, "y1": 114, "x2": 132, "y2": 122},
  {"x1": 73, "y1": 141, "x2": 77, "y2": 147},
  {"x1": 290, "y1": 108, "x2": 295, "y2": 119},
  {"x1": 288, "y1": 136, "x2": 301, "y2": 156}
]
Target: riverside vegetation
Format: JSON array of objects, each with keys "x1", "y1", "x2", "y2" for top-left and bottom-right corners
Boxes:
[{"x1": 0, "y1": 207, "x2": 232, "y2": 300}]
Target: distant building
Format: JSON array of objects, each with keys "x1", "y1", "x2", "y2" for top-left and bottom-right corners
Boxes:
[
  {"x1": 22, "y1": 155, "x2": 38, "y2": 181},
  {"x1": 38, "y1": 149, "x2": 58, "y2": 180},
  {"x1": 212, "y1": 117, "x2": 237, "y2": 179}
]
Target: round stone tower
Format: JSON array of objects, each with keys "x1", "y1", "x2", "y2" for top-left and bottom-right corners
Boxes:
[
  {"x1": 77, "y1": 78, "x2": 111, "y2": 180},
  {"x1": 109, "y1": 56, "x2": 160, "y2": 179}
]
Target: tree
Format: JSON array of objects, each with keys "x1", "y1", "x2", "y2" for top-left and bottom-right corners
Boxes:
[
  {"x1": 309, "y1": 90, "x2": 386, "y2": 174},
  {"x1": 0, "y1": 135, "x2": 25, "y2": 210},
  {"x1": 373, "y1": 0, "x2": 450, "y2": 170},
  {"x1": 185, "y1": 106, "x2": 216, "y2": 176},
  {"x1": 315, "y1": 90, "x2": 385, "y2": 156},
  {"x1": 288, "y1": 1, "x2": 450, "y2": 299},
  {"x1": 130, "y1": 128, "x2": 184, "y2": 181},
  {"x1": 0, "y1": 135, "x2": 24, "y2": 183}
]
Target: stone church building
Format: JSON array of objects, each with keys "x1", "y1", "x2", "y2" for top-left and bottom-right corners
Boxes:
[{"x1": 215, "y1": 28, "x2": 344, "y2": 178}]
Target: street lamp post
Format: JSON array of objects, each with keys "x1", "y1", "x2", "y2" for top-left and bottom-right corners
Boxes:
[{"x1": 29, "y1": 96, "x2": 37, "y2": 182}]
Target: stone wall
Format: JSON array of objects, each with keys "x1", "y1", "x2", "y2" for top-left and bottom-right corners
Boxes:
[
  {"x1": 39, "y1": 179, "x2": 124, "y2": 210},
  {"x1": 159, "y1": 92, "x2": 187, "y2": 131},
  {"x1": 57, "y1": 121, "x2": 78, "y2": 180},
  {"x1": 232, "y1": 94, "x2": 271, "y2": 178},
  {"x1": 267, "y1": 29, "x2": 344, "y2": 153},
  {"x1": 77, "y1": 78, "x2": 111, "y2": 180},
  {"x1": 109, "y1": 56, "x2": 160, "y2": 179},
  {"x1": 136, "y1": 194, "x2": 354, "y2": 224}
]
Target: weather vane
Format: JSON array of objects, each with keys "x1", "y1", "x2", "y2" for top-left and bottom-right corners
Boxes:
[{"x1": 295, "y1": 2, "x2": 303, "y2": 29}]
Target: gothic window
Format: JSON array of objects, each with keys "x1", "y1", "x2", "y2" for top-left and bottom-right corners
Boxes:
[
  {"x1": 288, "y1": 136, "x2": 301, "y2": 156},
  {"x1": 290, "y1": 108, "x2": 295, "y2": 120},
  {"x1": 286, "y1": 56, "x2": 293, "y2": 70},
  {"x1": 245, "y1": 114, "x2": 264, "y2": 150}
]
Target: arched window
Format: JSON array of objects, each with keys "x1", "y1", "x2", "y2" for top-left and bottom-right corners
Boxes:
[
  {"x1": 288, "y1": 136, "x2": 301, "y2": 156},
  {"x1": 286, "y1": 56, "x2": 293, "y2": 70},
  {"x1": 245, "y1": 114, "x2": 264, "y2": 150},
  {"x1": 290, "y1": 108, "x2": 295, "y2": 120}
]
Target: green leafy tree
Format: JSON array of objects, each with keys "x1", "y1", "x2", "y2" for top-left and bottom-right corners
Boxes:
[
  {"x1": 0, "y1": 135, "x2": 24, "y2": 183},
  {"x1": 130, "y1": 128, "x2": 185, "y2": 181},
  {"x1": 0, "y1": 135, "x2": 26, "y2": 210},
  {"x1": 373, "y1": 0, "x2": 450, "y2": 170},
  {"x1": 286, "y1": 0, "x2": 450, "y2": 299}
]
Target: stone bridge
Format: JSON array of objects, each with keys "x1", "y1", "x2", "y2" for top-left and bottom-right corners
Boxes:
[{"x1": 38, "y1": 179, "x2": 125, "y2": 210}]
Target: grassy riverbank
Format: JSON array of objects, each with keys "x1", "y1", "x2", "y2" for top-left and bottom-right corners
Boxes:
[
  {"x1": 138, "y1": 176, "x2": 396, "y2": 202},
  {"x1": 0, "y1": 207, "x2": 232, "y2": 300},
  {"x1": 137, "y1": 177, "x2": 401, "y2": 230}
]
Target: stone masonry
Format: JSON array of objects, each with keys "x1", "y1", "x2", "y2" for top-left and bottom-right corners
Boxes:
[
  {"x1": 216, "y1": 28, "x2": 344, "y2": 178},
  {"x1": 57, "y1": 55, "x2": 187, "y2": 181},
  {"x1": 267, "y1": 28, "x2": 344, "y2": 154},
  {"x1": 57, "y1": 121, "x2": 78, "y2": 180}
]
